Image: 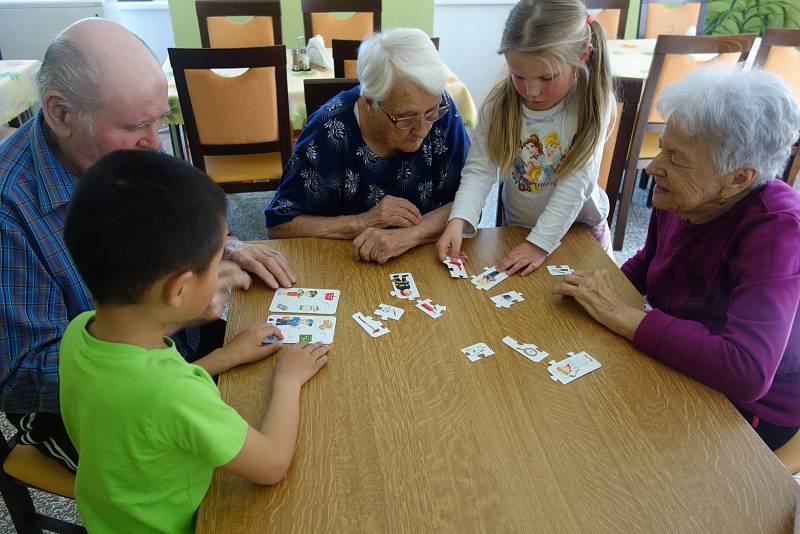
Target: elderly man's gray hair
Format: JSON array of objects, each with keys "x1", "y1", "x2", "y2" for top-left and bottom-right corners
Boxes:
[
  {"x1": 357, "y1": 28, "x2": 448, "y2": 104},
  {"x1": 657, "y1": 66, "x2": 800, "y2": 187},
  {"x1": 36, "y1": 36, "x2": 101, "y2": 128}
]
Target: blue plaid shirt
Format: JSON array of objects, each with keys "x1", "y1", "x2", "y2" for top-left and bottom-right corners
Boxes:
[{"x1": 0, "y1": 112, "x2": 91, "y2": 413}]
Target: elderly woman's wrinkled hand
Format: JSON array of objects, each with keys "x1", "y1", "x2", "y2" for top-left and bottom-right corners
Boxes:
[
  {"x1": 360, "y1": 195, "x2": 423, "y2": 230},
  {"x1": 228, "y1": 243, "x2": 296, "y2": 289},
  {"x1": 551, "y1": 270, "x2": 646, "y2": 340},
  {"x1": 352, "y1": 227, "x2": 414, "y2": 264}
]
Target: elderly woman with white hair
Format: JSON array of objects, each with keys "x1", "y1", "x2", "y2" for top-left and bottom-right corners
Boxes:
[
  {"x1": 553, "y1": 67, "x2": 800, "y2": 452},
  {"x1": 266, "y1": 28, "x2": 469, "y2": 263}
]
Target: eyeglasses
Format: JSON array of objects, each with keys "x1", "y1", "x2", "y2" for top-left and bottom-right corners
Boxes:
[{"x1": 377, "y1": 96, "x2": 450, "y2": 130}]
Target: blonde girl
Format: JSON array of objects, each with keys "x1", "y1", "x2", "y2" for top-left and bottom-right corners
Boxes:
[{"x1": 436, "y1": 0, "x2": 614, "y2": 275}]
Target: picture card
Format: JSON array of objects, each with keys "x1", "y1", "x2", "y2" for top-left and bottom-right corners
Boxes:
[
  {"x1": 266, "y1": 315, "x2": 336, "y2": 344},
  {"x1": 374, "y1": 303, "x2": 404, "y2": 321},
  {"x1": 546, "y1": 265, "x2": 574, "y2": 276},
  {"x1": 461, "y1": 342, "x2": 495, "y2": 362},
  {"x1": 415, "y1": 298, "x2": 447, "y2": 319},
  {"x1": 352, "y1": 312, "x2": 390, "y2": 338},
  {"x1": 471, "y1": 266, "x2": 509, "y2": 291},
  {"x1": 389, "y1": 272, "x2": 420, "y2": 300},
  {"x1": 490, "y1": 290, "x2": 525, "y2": 309},
  {"x1": 443, "y1": 256, "x2": 468, "y2": 278},
  {"x1": 547, "y1": 351, "x2": 601, "y2": 384},
  {"x1": 269, "y1": 288, "x2": 340, "y2": 314},
  {"x1": 502, "y1": 335, "x2": 549, "y2": 363}
]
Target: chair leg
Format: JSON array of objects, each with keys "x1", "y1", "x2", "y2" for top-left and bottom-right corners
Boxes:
[
  {"x1": 0, "y1": 475, "x2": 44, "y2": 534},
  {"x1": 787, "y1": 150, "x2": 800, "y2": 188}
]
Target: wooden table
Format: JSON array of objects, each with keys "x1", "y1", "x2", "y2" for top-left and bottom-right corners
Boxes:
[{"x1": 198, "y1": 227, "x2": 797, "y2": 533}]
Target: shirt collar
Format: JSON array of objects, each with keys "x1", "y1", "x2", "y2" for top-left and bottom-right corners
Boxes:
[{"x1": 30, "y1": 111, "x2": 78, "y2": 215}]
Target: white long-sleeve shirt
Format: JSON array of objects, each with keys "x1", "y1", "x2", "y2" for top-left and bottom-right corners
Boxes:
[{"x1": 449, "y1": 91, "x2": 611, "y2": 253}]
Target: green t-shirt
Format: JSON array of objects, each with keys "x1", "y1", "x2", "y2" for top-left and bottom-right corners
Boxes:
[{"x1": 59, "y1": 311, "x2": 249, "y2": 533}]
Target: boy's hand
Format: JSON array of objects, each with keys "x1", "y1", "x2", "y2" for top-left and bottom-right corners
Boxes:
[
  {"x1": 436, "y1": 219, "x2": 467, "y2": 261},
  {"x1": 497, "y1": 241, "x2": 548, "y2": 276},
  {"x1": 274, "y1": 342, "x2": 330, "y2": 387},
  {"x1": 224, "y1": 324, "x2": 284, "y2": 366}
]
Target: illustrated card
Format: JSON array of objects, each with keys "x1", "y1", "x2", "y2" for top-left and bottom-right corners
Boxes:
[
  {"x1": 443, "y1": 256, "x2": 468, "y2": 279},
  {"x1": 269, "y1": 288, "x2": 340, "y2": 314},
  {"x1": 461, "y1": 342, "x2": 495, "y2": 362},
  {"x1": 389, "y1": 272, "x2": 420, "y2": 300},
  {"x1": 471, "y1": 266, "x2": 509, "y2": 291},
  {"x1": 266, "y1": 314, "x2": 336, "y2": 344},
  {"x1": 490, "y1": 290, "x2": 525, "y2": 309},
  {"x1": 374, "y1": 303, "x2": 404, "y2": 321},
  {"x1": 502, "y1": 335, "x2": 549, "y2": 363},
  {"x1": 547, "y1": 351, "x2": 601, "y2": 384},
  {"x1": 352, "y1": 312, "x2": 390, "y2": 338},
  {"x1": 415, "y1": 298, "x2": 446, "y2": 319},
  {"x1": 546, "y1": 265, "x2": 574, "y2": 276}
]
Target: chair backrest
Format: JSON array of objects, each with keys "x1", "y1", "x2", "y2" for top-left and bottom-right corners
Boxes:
[
  {"x1": 584, "y1": 0, "x2": 629, "y2": 40},
  {"x1": 332, "y1": 36, "x2": 440, "y2": 79},
  {"x1": 302, "y1": 0, "x2": 381, "y2": 43},
  {"x1": 638, "y1": 0, "x2": 709, "y2": 38},
  {"x1": 168, "y1": 46, "x2": 292, "y2": 176},
  {"x1": 196, "y1": 0, "x2": 282, "y2": 48},
  {"x1": 304, "y1": 78, "x2": 360, "y2": 121},
  {"x1": 753, "y1": 28, "x2": 800, "y2": 103}
]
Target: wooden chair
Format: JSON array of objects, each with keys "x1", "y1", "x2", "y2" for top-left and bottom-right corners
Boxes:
[
  {"x1": 0, "y1": 431, "x2": 85, "y2": 534},
  {"x1": 495, "y1": 76, "x2": 643, "y2": 229},
  {"x1": 638, "y1": 0, "x2": 709, "y2": 38},
  {"x1": 613, "y1": 33, "x2": 755, "y2": 250},
  {"x1": 303, "y1": 78, "x2": 359, "y2": 121},
  {"x1": 752, "y1": 27, "x2": 800, "y2": 186},
  {"x1": 302, "y1": 0, "x2": 381, "y2": 43},
  {"x1": 168, "y1": 46, "x2": 292, "y2": 193},
  {"x1": 332, "y1": 37, "x2": 439, "y2": 78},
  {"x1": 196, "y1": 0, "x2": 282, "y2": 48},
  {"x1": 585, "y1": 0, "x2": 630, "y2": 40}
]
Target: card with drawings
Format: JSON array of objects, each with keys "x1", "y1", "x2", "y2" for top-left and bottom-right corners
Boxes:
[
  {"x1": 374, "y1": 303, "x2": 404, "y2": 321},
  {"x1": 266, "y1": 315, "x2": 336, "y2": 344},
  {"x1": 490, "y1": 291, "x2": 524, "y2": 309},
  {"x1": 461, "y1": 342, "x2": 495, "y2": 362},
  {"x1": 269, "y1": 288, "x2": 340, "y2": 314},
  {"x1": 502, "y1": 336, "x2": 549, "y2": 363},
  {"x1": 471, "y1": 266, "x2": 509, "y2": 291},
  {"x1": 389, "y1": 272, "x2": 420, "y2": 300},
  {"x1": 352, "y1": 312, "x2": 390, "y2": 337},
  {"x1": 546, "y1": 265, "x2": 574, "y2": 276},
  {"x1": 415, "y1": 298, "x2": 446, "y2": 319},
  {"x1": 547, "y1": 351, "x2": 601, "y2": 384},
  {"x1": 443, "y1": 256, "x2": 469, "y2": 278}
]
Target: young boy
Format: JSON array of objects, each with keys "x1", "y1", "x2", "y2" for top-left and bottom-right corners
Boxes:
[{"x1": 60, "y1": 150, "x2": 330, "y2": 533}]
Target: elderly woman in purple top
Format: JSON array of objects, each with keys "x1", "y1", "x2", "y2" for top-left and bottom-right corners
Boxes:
[{"x1": 553, "y1": 67, "x2": 800, "y2": 455}]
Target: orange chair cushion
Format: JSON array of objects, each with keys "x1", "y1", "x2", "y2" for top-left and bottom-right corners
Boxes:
[
  {"x1": 3, "y1": 444, "x2": 75, "y2": 498},
  {"x1": 207, "y1": 16, "x2": 275, "y2": 48},
  {"x1": 594, "y1": 9, "x2": 621, "y2": 40},
  {"x1": 203, "y1": 152, "x2": 283, "y2": 184},
  {"x1": 637, "y1": 130, "x2": 661, "y2": 165},
  {"x1": 310, "y1": 12, "x2": 374, "y2": 42}
]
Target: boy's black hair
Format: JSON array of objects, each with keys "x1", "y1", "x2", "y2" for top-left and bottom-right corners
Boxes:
[{"x1": 64, "y1": 150, "x2": 227, "y2": 305}]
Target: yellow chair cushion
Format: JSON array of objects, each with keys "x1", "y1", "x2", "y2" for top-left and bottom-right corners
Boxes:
[
  {"x1": 3, "y1": 444, "x2": 75, "y2": 498},
  {"x1": 203, "y1": 152, "x2": 283, "y2": 184},
  {"x1": 639, "y1": 130, "x2": 661, "y2": 160}
]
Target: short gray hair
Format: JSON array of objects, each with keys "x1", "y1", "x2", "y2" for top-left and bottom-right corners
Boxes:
[
  {"x1": 357, "y1": 28, "x2": 448, "y2": 103},
  {"x1": 657, "y1": 66, "x2": 800, "y2": 187},
  {"x1": 36, "y1": 36, "x2": 101, "y2": 128}
]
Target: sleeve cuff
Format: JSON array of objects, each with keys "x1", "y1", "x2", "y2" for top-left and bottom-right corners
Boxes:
[
  {"x1": 525, "y1": 231, "x2": 557, "y2": 255},
  {"x1": 632, "y1": 308, "x2": 676, "y2": 356}
]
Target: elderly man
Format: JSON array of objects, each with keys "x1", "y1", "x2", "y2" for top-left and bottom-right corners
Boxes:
[
  {"x1": 265, "y1": 28, "x2": 470, "y2": 263},
  {"x1": 0, "y1": 19, "x2": 294, "y2": 471}
]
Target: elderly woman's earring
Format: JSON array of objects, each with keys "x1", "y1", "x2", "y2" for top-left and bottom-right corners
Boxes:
[{"x1": 719, "y1": 194, "x2": 728, "y2": 205}]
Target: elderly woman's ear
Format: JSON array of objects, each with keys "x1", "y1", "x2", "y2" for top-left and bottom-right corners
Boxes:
[{"x1": 723, "y1": 166, "x2": 758, "y2": 201}]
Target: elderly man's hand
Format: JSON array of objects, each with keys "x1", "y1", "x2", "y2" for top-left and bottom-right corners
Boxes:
[
  {"x1": 190, "y1": 260, "x2": 252, "y2": 325},
  {"x1": 551, "y1": 270, "x2": 646, "y2": 340},
  {"x1": 352, "y1": 227, "x2": 415, "y2": 264},
  {"x1": 360, "y1": 195, "x2": 422, "y2": 230},
  {"x1": 228, "y1": 242, "x2": 296, "y2": 289}
]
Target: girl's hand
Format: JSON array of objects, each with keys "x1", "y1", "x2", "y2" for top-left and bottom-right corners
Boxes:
[
  {"x1": 436, "y1": 219, "x2": 467, "y2": 261},
  {"x1": 497, "y1": 241, "x2": 548, "y2": 276},
  {"x1": 273, "y1": 342, "x2": 330, "y2": 388}
]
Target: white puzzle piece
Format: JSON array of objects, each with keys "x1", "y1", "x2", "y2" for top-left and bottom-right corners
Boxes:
[
  {"x1": 269, "y1": 288, "x2": 340, "y2": 314},
  {"x1": 443, "y1": 256, "x2": 469, "y2": 278},
  {"x1": 546, "y1": 265, "x2": 574, "y2": 276},
  {"x1": 547, "y1": 351, "x2": 602, "y2": 384},
  {"x1": 471, "y1": 266, "x2": 509, "y2": 291},
  {"x1": 266, "y1": 315, "x2": 336, "y2": 344},
  {"x1": 374, "y1": 303, "x2": 404, "y2": 321},
  {"x1": 352, "y1": 312, "x2": 390, "y2": 337},
  {"x1": 415, "y1": 298, "x2": 446, "y2": 319},
  {"x1": 389, "y1": 272, "x2": 420, "y2": 300},
  {"x1": 502, "y1": 335, "x2": 549, "y2": 363},
  {"x1": 461, "y1": 342, "x2": 495, "y2": 362},
  {"x1": 490, "y1": 290, "x2": 525, "y2": 309}
]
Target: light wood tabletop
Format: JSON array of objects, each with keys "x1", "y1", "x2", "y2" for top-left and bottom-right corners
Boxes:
[{"x1": 197, "y1": 226, "x2": 798, "y2": 533}]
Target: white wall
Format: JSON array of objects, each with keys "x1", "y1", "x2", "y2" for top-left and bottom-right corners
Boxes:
[
  {"x1": 434, "y1": 0, "x2": 515, "y2": 110},
  {"x1": 117, "y1": 0, "x2": 173, "y2": 64}
]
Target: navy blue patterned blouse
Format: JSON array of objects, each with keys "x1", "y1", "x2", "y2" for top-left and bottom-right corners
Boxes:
[{"x1": 265, "y1": 85, "x2": 470, "y2": 227}]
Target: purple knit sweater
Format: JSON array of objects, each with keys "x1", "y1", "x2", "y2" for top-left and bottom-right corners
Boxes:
[{"x1": 622, "y1": 180, "x2": 800, "y2": 427}]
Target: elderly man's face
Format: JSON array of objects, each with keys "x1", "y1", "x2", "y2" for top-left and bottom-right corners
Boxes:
[
  {"x1": 67, "y1": 73, "x2": 168, "y2": 176},
  {"x1": 646, "y1": 121, "x2": 733, "y2": 223},
  {"x1": 377, "y1": 78, "x2": 443, "y2": 153}
]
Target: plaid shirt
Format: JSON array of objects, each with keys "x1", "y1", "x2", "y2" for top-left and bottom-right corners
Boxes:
[{"x1": 0, "y1": 112, "x2": 91, "y2": 413}]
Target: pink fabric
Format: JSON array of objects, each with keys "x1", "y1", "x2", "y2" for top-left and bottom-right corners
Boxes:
[{"x1": 583, "y1": 220, "x2": 613, "y2": 255}]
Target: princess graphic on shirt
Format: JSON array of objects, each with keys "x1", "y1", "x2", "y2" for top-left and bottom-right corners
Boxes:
[
  {"x1": 512, "y1": 134, "x2": 543, "y2": 192},
  {"x1": 540, "y1": 131, "x2": 563, "y2": 183}
]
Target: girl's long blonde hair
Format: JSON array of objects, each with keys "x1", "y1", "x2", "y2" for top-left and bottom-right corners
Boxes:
[{"x1": 485, "y1": 0, "x2": 613, "y2": 179}]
